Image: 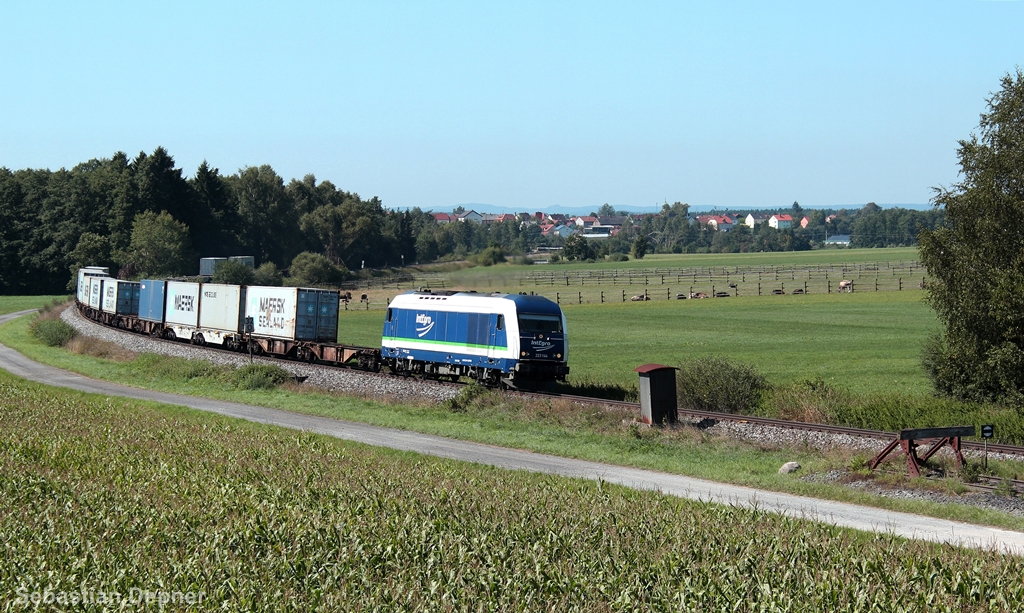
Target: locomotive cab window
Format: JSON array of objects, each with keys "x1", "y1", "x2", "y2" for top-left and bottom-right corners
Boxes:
[
  {"x1": 517, "y1": 314, "x2": 562, "y2": 334},
  {"x1": 386, "y1": 308, "x2": 393, "y2": 322},
  {"x1": 496, "y1": 315, "x2": 503, "y2": 330}
]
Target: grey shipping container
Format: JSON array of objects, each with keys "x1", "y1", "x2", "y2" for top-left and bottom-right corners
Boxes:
[
  {"x1": 199, "y1": 257, "x2": 228, "y2": 276},
  {"x1": 228, "y1": 256, "x2": 255, "y2": 269},
  {"x1": 138, "y1": 280, "x2": 167, "y2": 323}
]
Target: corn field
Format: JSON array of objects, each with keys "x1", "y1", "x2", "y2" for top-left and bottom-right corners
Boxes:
[{"x1": 2, "y1": 376, "x2": 1022, "y2": 611}]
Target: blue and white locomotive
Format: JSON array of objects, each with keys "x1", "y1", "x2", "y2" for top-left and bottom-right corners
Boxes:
[{"x1": 382, "y1": 290, "x2": 569, "y2": 386}]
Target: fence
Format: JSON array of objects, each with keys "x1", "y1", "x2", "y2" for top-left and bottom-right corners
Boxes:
[{"x1": 341, "y1": 275, "x2": 928, "y2": 313}]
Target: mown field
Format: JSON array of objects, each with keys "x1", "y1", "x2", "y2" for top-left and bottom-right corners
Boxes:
[{"x1": 1, "y1": 371, "x2": 1022, "y2": 611}]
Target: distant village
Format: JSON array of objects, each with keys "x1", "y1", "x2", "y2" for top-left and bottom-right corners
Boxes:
[{"x1": 431, "y1": 209, "x2": 852, "y2": 245}]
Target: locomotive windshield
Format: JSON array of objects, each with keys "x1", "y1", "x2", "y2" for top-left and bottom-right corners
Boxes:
[{"x1": 517, "y1": 314, "x2": 563, "y2": 334}]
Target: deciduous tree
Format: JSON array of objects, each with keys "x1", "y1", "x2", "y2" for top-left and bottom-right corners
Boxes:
[{"x1": 918, "y1": 69, "x2": 1024, "y2": 402}]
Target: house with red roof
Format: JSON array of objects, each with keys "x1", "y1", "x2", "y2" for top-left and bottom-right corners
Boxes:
[
  {"x1": 433, "y1": 212, "x2": 452, "y2": 224},
  {"x1": 697, "y1": 215, "x2": 734, "y2": 231},
  {"x1": 769, "y1": 214, "x2": 793, "y2": 229}
]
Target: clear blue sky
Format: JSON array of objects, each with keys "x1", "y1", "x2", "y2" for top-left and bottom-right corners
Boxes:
[{"x1": 2, "y1": 1, "x2": 1022, "y2": 211}]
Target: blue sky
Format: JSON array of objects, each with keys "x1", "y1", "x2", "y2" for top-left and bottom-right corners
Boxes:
[{"x1": 2, "y1": 1, "x2": 1022, "y2": 212}]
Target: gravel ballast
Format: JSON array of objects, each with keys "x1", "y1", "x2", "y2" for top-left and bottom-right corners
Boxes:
[{"x1": 61, "y1": 307, "x2": 461, "y2": 404}]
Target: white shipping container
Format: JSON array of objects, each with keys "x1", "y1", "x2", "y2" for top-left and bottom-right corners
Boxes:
[
  {"x1": 102, "y1": 279, "x2": 118, "y2": 314},
  {"x1": 77, "y1": 267, "x2": 109, "y2": 304},
  {"x1": 165, "y1": 281, "x2": 201, "y2": 327},
  {"x1": 245, "y1": 286, "x2": 299, "y2": 340},
  {"x1": 197, "y1": 283, "x2": 245, "y2": 345},
  {"x1": 88, "y1": 277, "x2": 104, "y2": 309}
]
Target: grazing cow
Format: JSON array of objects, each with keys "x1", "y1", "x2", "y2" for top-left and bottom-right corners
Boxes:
[{"x1": 838, "y1": 280, "x2": 853, "y2": 293}]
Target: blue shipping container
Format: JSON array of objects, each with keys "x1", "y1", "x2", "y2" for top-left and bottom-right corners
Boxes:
[
  {"x1": 296, "y1": 289, "x2": 339, "y2": 342},
  {"x1": 117, "y1": 281, "x2": 141, "y2": 315},
  {"x1": 138, "y1": 280, "x2": 167, "y2": 323}
]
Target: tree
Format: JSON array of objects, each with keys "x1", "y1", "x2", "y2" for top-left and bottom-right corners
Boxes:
[
  {"x1": 212, "y1": 259, "x2": 255, "y2": 285},
  {"x1": 288, "y1": 251, "x2": 347, "y2": 286},
  {"x1": 561, "y1": 234, "x2": 595, "y2": 261},
  {"x1": 630, "y1": 234, "x2": 649, "y2": 259},
  {"x1": 67, "y1": 232, "x2": 113, "y2": 289},
  {"x1": 117, "y1": 210, "x2": 194, "y2": 277},
  {"x1": 230, "y1": 165, "x2": 299, "y2": 267},
  {"x1": 254, "y1": 262, "x2": 283, "y2": 286},
  {"x1": 918, "y1": 69, "x2": 1024, "y2": 403},
  {"x1": 598, "y1": 203, "x2": 616, "y2": 216}
]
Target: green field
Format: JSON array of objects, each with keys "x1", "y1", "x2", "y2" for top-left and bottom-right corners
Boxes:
[
  {"x1": 0, "y1": 295, "x2": 65, "y2": 315},
  {"x1": 440, "y1": 247, "x2": 922, "y2": 287},
  {"x1": 2, "y1": 371, "x2": 1021, "y2": 611},
  {"x1": 338, "y1": 291, "x2": 938, "y2": 395}
]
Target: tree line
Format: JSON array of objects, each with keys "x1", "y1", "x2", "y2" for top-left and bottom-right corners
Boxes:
[{"x1": 0, "y1": 146, "x2": 943, "y2": 294}]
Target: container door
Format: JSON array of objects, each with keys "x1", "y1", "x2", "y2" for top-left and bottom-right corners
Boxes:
[
  {"x1": 295, "y1": 290, "x2": 317, "y2": 341},
  {"x1": 316, "y1": 291, "x2": 339, "y2": 342}
]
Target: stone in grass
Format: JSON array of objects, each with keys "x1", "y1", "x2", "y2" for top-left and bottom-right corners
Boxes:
[{"x1": 779, "y1": 462, "x2": 801, "y2": 474}]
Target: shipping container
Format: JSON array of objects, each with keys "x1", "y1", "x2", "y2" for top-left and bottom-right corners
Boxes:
[
  {"x1": 138, "y1": 280, "x2": 166, "y2": 323},
  {"x1": 88, "y1": 277, "x2": 104, "y2": 310},
  {"x1": 228, "y1": 255, "x2": 255, "y2": 269},
  {"x1": 101, "y1": 280, "x2": 141, "y2": 315},
  {"x1": 165, "y1": 281, "x2": 201, "y2": 327},
  {"x1": 245, "y1": 286, "x2": 339, "y2": 342},
  {"x1": 76, "y1": 267, "x2": 109, "y2": 304},
  {"x1": 196, "y1": 283, "x2": 246, "y2": 344},
  {"x1": 199, "y1": 257, "x2": 228, "y2": 276}
]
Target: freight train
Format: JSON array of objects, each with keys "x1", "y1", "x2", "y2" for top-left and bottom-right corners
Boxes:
[{"x1": 74, "y1": 266, "x2": 570, "y2": 387}]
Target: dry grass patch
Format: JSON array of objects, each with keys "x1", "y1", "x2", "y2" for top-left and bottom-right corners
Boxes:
[{"x1": 65, "y1": 334, "x2": 138, "y2": 361}]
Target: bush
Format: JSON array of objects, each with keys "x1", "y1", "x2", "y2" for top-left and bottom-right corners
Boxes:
[
  {"x1": 607, "y1": 252, "x2": 629, "y2": 262},
  {"x1": 766, "y1": 378, "x2": 852, "y2": 423},
  {"x1": 254, "y1": 262, "x2": 284, "y2": 286},
  {"x1": 442, "y1": 382, "x2": 487, "y2": 413},
  {"x1": 289, "y1": 252, "x2": 347, "y2": 286},
  {"x1": 30, "y1": 318, "x2": 77, "y2": 347},
  {"x1": 212, "y1": 260, "x2": 256, "y2": 285},
  {"x1": 676, "y1": 356, "x2": 771, "y2": 414},
  {"x1": 469, "y1": 247, "x2": 506, "y2": 267},
  {"x1": 511, "y1": 255, "x2": 535, "y2": 265},
  {"x1": 233, "y1": 364, "x2": 291, "y2": 390}
]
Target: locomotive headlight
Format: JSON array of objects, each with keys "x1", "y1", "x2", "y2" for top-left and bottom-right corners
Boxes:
[
  {"x1": 521, "y1": 351, "x2": 527, "y2": 357},
  {"x1": 556, "y1": 353, "x2": 561, "y2": 358}
]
